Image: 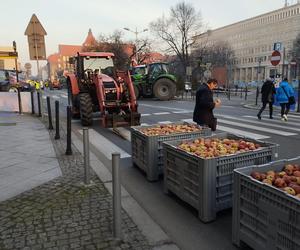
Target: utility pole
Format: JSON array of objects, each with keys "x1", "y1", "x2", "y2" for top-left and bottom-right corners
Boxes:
[
  {"x1": 12, "y1": 41, "x2": 19, "y2": 83},
  {"x1": 282, "y1": 47, "x2": 286, "y2": 79}
]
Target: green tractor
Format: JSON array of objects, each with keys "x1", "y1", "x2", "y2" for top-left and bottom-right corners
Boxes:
[{"x1": 131, "y1": 63, "x2": 177, "y2": 100}]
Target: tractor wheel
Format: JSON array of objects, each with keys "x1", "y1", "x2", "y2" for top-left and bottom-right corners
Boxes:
[
  {"x1": 153, "y1": 78, "x2": 176, "y2": 101},
  {"x1": 133, "y1": 85, "x2": 140, "y2": 99},
  {"x1": 79, "y1": 93, "x2": 93, "y2": 126}
]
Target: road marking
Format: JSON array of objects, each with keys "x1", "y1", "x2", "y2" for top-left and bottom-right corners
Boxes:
[
  {"x1": 141, "y1": 113, "x2": 151, "y2": 117},
  {"x1": 217, "y1": 125, "x2": 270, "y2": 140},
  {"x1": 42, "y1": 96, "x2": 46, "y2": 99},
  {"x1": 140, "y1": 103, "x2": 187, "y2": 111},
  {"x1": 52, "y1": 95, "x2": 59, "y2": 99},
  {"x1": 244, "y1": 115, "x2": 300, "y2": 127},
  {"x1": 181, "y1": 119, "x2": 195, "y2": 123},
  {"x1": 217, "y1": 118, "x2": 297, "y2": 136},
  {"x1": 61, "y1": 94, "x2": 68, "y2": 98},
  {"x1": 153, "y1": 112, "x2": 171, "y2": 115},
  {"x1": 78, "y1": 129, "x2": 131, "y2": 159},
  {"x1": 172, "y1": 110, "x2": 192, "y2": 114},
  {"x1": 140, "y1": 123, "x2": 149, "y2": 126},
  {"x1": 219, "y1": 114, "x2": 300, "y2": 132},
  {"x1": 158, "y1": 121, "x2": 173, "y2": 124}
]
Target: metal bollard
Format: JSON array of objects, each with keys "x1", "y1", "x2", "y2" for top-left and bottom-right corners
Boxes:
[
  {"x1": 240, "y1": 87, "x2": 243, "y2": 98},
  {"x1": 228, "y1": 87, "x2": 231, "y2": 100},
  {"x1": 297, "y1": 80, "x2": 300, "y2": 113},
  {"x1": 37, "y1": 91, "x2": 42, "y2": 117},
  {"x1": 245, "y1": 86, "x2": 248, "y2": 100},
  {"x1": 83, "y1": 127, "x2": 90, "y2": 184},
  {"x1": 55, "y1": 101, "x2": 60, "y2": 140},
  {"x1": 255, "y1": 86, "x2": 259, "y2": 106},
  {"x1": 46, "y1": 96, "x2": 54, "y2": 130},
  {"x1": 112, "y1": 152, "x2": 122, "y2": 239},
  {"x1": 65, "y1": 106, "x2": 73, "y2": 155},
  {"x1": 31, "y1": 91, "x2": 35, "y2": 114},
  {"x1": 17, "y1": 88, "x2": 22, "y2": 114}
]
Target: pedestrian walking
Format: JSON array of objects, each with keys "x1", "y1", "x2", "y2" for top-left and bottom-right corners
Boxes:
[
  {"x1": 193, "y1": 78, "x2": 221, "y2": 131},
  {"x1": 257, "y1": 78, "x2": 276, "y2": 120},
  {"x1": 275, "y1": 78, "x2": 295, "y2": 121}
]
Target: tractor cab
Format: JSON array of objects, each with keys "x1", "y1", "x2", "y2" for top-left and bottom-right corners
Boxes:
[{"x1": 67, "y1": 52, "x2": 140, "y2": 127}]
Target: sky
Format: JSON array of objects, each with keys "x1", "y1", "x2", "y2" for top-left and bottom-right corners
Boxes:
[{"x1": 0, "y1": 0, "x2": 297, "y2": 74}]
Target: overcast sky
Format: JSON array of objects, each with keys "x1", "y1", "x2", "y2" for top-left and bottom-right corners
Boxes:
[{"x1": 0, "y1": 0, "x2": 297, "y2": 73}]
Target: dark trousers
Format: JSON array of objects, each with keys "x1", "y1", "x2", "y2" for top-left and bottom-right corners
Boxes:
[
  {"x1": 280, "y1": 103, "x2": 290, "y2": 117},
  {"x1": 258, "y1": 101, "x2": 273, "y2": 117}
]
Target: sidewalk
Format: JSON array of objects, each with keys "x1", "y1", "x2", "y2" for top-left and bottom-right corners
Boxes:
[{"x1": 0, "y1": 113, "x2": 152, "y2": 250}]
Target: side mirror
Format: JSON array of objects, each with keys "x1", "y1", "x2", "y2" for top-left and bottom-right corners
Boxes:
[{"x1": 69, "y1": 57, "x2": 74, "y2": 64}]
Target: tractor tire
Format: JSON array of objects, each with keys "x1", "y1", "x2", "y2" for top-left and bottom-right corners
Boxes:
[
  {"x1": 133, "y1": 85, "x2": 140, "y2": 99},
  {"x1": 153, "y1": 78, "x2": 176, "y2": 101},
  {"x1": 79, "y1": 93, "x2": 93, "y2": 126}
]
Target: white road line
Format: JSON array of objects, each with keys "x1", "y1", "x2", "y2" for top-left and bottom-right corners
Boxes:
[
  {"x1": 217, "y1": 125, "x2": 270, "y2": 140},
  {"x1": 181, "y1": 119, "x2": 195, "y2": 123},
  {"x1": 158, "y1": 121, "x2": 173, "y2": 124},
  {"x1": 141, "y1": 113, "x2": 151, "y2": 117},
  {"x1": 140, "y1": 123, "x2": 149, "y2": 126},
  {"x1": 78, "y1": 129, "x2": 131, "y2": 159},
  {"x1": 140, "y1": 103, "x2": 187, "y2": 111},
  {"x1": 217, "y1": 118, "x2": 297, "y2": 136},
  {"x1": 42, "y1": 96, "x2": 46, "y2": 99},
  {"x1": 52, "y1": 95, "x2": 59, "y2": 99},
  {"x1": 219, "y1": 114, "x2": 300, "y2": 132},
  {"x1": 61, "y1": 94, "x2": 68, "y2": 98},
  {"x1": 244, "y1": 115, "x2": 300, "y2": 127},
  {"x1": 153, "y1": 112, "x2": 171, "y2": 115},
  {"x1": 172, "y1": 110, "x2": 192, "y2": 114}
]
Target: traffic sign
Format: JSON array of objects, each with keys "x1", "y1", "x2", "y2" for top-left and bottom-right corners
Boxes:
[
  {"x1": 0, "y1": 51, "x2": 18, "y2": 59},
  {"x1": 24, "y1": 14, "x2": 47, "y2": 61},
  {"x1": 270, "y1": 50, "x2": 281, "y2": 66},
  {"x1": 273, "y1": 42, "x2": 282, "y2": 51}
]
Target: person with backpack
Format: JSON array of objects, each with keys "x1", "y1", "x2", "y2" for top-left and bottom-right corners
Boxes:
[
  {"x1": 257, "y1": 78, "x2": 276, "y2": 120},
  {"x1": 275, "y1": 78, "x2": 295, "y2": 121}
]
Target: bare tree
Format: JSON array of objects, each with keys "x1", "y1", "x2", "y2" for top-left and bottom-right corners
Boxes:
[
  {"x1": 150, "y1": 2, "x2": 202, "y2": 78},
  {"x1": 129, "y1": 38, "x2": 152, "y2": 65}
]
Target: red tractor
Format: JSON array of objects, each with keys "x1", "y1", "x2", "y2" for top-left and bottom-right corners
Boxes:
[{"x1": 67, "y1": 52, "x2": 141, "y2": 127}]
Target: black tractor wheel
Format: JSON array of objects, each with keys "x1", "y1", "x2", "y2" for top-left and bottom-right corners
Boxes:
[
  {"x1": 133, "y1": 85, "x2": 140, "y2": 99},
  {"x1": 153, "y1": 78, "x2": 176, "y2": 101},
  {"x1": 79, "y1": 93, "x2": 93, "y2": 126}
]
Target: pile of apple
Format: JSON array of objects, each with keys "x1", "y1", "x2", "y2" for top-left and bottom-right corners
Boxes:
[
  {"x1": 251, "y1": 164, "x2": 300, "y2": 199},
  {"x1": 140, "y1": 124, "x2": 201, "y2": 136},
  {"x1": 177, "y1": 138, "x2": 261, "y2": 158}
]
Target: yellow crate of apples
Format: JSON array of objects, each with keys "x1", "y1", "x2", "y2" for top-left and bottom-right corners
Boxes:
[
  {"x1": 139, "y1": 124, "x2": 202, "y2": 136},
  {"x1": 177, "y1": 137, "x2": 261, "y2": 158}
]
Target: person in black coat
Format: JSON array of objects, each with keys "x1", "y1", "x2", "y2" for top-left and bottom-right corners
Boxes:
[
  {"x1": 193, "y1": 79, "x2": 221, "y2": 131},
  {"x1": 257, "y1": 78, "x2": 276, "y2": 119}
]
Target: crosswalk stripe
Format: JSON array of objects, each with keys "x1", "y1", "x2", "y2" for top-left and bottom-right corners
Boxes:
[
  {"x1": 218, "y1": 115, "x2": 300, "y2": 132},
  {"x1": 172, "y1": 110, "x2": 192, "y2": 114},
  {"x1": 181, "y1": 119, "x2": 195, "y2": 123},
  {"x1": 78, "y1": 129, "x2": 131, "y2": 159},
  {"x1": 244, "y1": 115, "x2": 300, "y2": 127},
  {"x1": 140, "y1": 123, "x2": 149, "y2": 126},
  {"x1": 153, "y1": 112, "x2": 171, "y2": 115},
  {"x1": 52, "y1": 95, "x2": 59, "y2": 99},
  {"x1": 140, "y1": 103, "x2": 186, "y2": 111},
  {"x1": 141, "y1": 113, "x2": 151, "y2": 117},
  {"x1": 217, "y1": 125, "x2": 270, "y2": 140},
  {"x1": 217, "y1": 118, "x2": 297, "y2": 136},
  {"x1": 61, "y1": 94, "x2": 68, "y2": 98},
  {"x1": 42, "y1": 96, "x2": 46, "y2": 99},
  {"x1": 158, "y1": 121, "x2": 173, "y2": 124}
]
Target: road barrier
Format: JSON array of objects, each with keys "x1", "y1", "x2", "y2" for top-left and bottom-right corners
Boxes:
[
  {"x1": 46, "y1": 96, "x2": 53, "y2": 130},
  {"x1": 55, "y1": 100, "x2": 60, "y2": 140},
  {"x1": 65, "y1": 106, "x2": 72, "y2": 155},
  {"x1": 112, "y1": 152, "x2": 122, "y2": 239},
  {"x1": 83, "y1": 127, "x2": 90, "y2": 184},
  {"x1": 17, "y1": 88, "x2": 22, "y2": 114}
]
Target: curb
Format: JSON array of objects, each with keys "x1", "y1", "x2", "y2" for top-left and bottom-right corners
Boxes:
[{"x1": 71, "y1": 130, "x2": 180, "y2": 250}]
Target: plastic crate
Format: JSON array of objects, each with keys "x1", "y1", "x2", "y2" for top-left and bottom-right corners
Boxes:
[
  {"x1": 232, "y1": 157, "x2": 300, "y2": 250},
  {"x1": 163, "y1": 132, "x2": 279, "y2": 222},
  {"x1": 131, "y1": 123, "x2": 211, "y2": 181}
]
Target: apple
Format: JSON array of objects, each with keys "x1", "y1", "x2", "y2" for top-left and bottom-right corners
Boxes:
[
  {"x1": 283, "y1": 187, "x2": 296, "y2": 196},
  {"x1": 293, "y1": 171, "x2": 300, "y2": 177},
  {"x1": 251, "y1": 172, "x2": 261, "y2": 181},
  {"x1": 274, "y1": 178, "x2": 287, "y2": 188},
  {"x1": 284, "y1": 164, "x2": 294, "y2": 175}
]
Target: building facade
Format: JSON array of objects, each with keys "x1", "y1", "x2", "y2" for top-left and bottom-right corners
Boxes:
[{"x1": 193, "y1": 3, "x2": 300, "y2": 84}]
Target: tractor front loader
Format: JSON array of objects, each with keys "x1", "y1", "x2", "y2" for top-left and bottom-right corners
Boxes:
[{"x1": 67, "y1": 52, "x2": 140, "y2": 128}]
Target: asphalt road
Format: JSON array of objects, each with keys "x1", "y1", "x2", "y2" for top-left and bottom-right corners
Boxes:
[{"x1": 43, "y1": 88, "x2": 300, "y2": 250}]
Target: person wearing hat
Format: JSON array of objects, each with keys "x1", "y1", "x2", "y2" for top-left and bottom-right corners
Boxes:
[
  {"x1": 193, "y1": 78, "x2": 221, "y2": 131},
  {"x1": 257, "y1": 78, "x2": 276, "y2": 120}
]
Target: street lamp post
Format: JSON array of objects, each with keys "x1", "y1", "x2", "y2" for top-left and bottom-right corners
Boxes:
[
  {"x1": 123, "y1": 27, "x2": 148, "y2": 63},
  {"x1": 255, "y1": 57, "x2": 262, "y2": 106}
]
